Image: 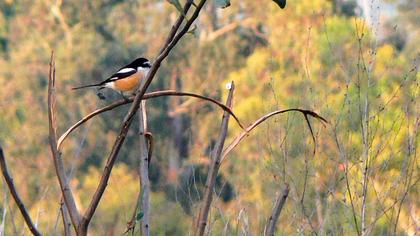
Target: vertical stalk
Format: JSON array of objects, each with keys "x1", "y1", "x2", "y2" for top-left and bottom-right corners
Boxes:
[
  {"x1": 194, "y1": 82, "x2": 235, "y2": 236},
  {"x1": 138, "y1": 100, "x2": 151, "y2": 236},
  {"x1": 264, "y1": 184, "x2": 290, "y2": 236}
]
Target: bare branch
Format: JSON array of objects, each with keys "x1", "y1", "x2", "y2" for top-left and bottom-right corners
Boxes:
[
  {"x1": 333, "y1": 128, "x2": 360, "y2": 235},
  {"x1": 138, "y1": 100, "x2": 151, "y2": 235},
  {"x1": 264, "y1": 184, "x2": 290, "y2": 236},
  {"x1": 57, "y1": 90, "x2": 243, "y2": 151},
  {"x1": 81, "y1": 0, "x2": 208, "y2": 230},
  {"x1": 124, "y1": 190, "x2": 140, "y2": 234},
  {"x1": 195, "y1": 82, "x2": 235, "y2": 236},
  {"x1": 158, "y1": 0, "x2": 193, "y2": 55},
  {"x1": 221, "y1": 109, "x2": 327, "y2": 162},
  {"x1": 0, "y1": 146, "x2": 42, "y2": 236},
  {"x1": 47, "y1": 51, "x2": 81, "y2": 231},
  {"x1": 60, "y1": 199, "x2": 71, "y2": 236}
]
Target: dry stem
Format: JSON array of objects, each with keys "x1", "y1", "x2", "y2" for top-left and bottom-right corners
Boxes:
[
  {"x1": 47, "y1": 52, "x2": 81, "y2": 232},
  {"x1": 0, "y1": 146, "x2": 42, "y2": 236},
  {"x1": 194, "y1": 82, "x2": 235, "y2": 236},
  {"x1": 264, "y1": 184, "x2": 290, "y2": 236}
]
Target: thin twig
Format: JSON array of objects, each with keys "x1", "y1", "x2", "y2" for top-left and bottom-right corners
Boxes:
[
  {"x1": 0, "y1": 146, "x2": 42, "y2": 236},
  {"x1": 0, "y1": 183, "x2": 6, "y2": 236},
  {"x1": 124, "y1": 190, "x2": 141, "y2": 235},
  {"x1": 47, "y1": 51, "x2": 81, "y2": 231},
  {"x1": 354, "y1": 19, "x2": 370, "y2": 236},
  {"x1": 57, "y1": 90, "x2": 243, "y2": 150},
  {"x1": 264, "y1": 184, "x2": 290, "y2": 236},
  {"x1": 194, "y1": 82, "x2": 235, "y2": 236},
  {"x1": 221, "y1": 109, "x2": 327, "y2": 162},
  {"x1": 158, "y1": 0, "x2": 193, "y2": 55},
  {"x1": 60, "y1": 200, "x2": 71, "y2": 236},
  {"x1": 333, "y1": 128, "x2": 360, "y2": 235}
]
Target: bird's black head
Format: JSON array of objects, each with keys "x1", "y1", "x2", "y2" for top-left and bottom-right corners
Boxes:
[{"x1": 129, "y1": 57, "x2": 151, "y2": 69}]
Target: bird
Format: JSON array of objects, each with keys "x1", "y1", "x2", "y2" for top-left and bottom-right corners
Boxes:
[{"x1": 72, "y1": 57, "x2": 152, "y2": 99}]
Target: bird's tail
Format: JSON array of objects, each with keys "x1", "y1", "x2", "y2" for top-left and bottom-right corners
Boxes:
[{"x1": 71, "y1": 83, "x2": 102, "y2": 90}]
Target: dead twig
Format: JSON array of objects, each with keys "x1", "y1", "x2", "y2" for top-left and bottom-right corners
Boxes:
[
  {"x1": 264, "y1": 184, "x2": 290, "y2": 236},
  {"x1": 124, "y1": 191, "x2": 141, "y2": 235},
  {"x1": 57, "y1": 90, "x2": 243, "y2": 150},
  {"x1": 221, "y1": 109, "x2": 327, "y2": 162},
  {"x1": 138, "y1": 100, "x2": 151, "y2": 235},
  {"x1": 47, "y1": 51, "x2": 81, "y2": 232},
  {"x1": 194, "y1": 82, "x2": 235, "y2": 236},
  {"x1": 0, "y1": 146, "x2": 42, "y2": 236},
  {"x1": 60, "y1": 199, "x2": 71, "y2": 236}
]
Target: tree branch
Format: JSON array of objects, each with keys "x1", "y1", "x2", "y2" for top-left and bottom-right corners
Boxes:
[
  {"x1": 264, "y1": 184, "x2": 290, "y2": 236},
  {"x1": 60, "y1": 199, "x2": 71, "y2": 236},
  {"x1": 194, "y1": 82, "x2": 235, "y2": 236},
  {"x1": 57, "y1": 90, "x2": 243, "y2": 151},
  {"x1": 47, "y1": 51, "x2": 81, "y2": 231},
  {"x1": 0, "y1": 146, "x2": 42, "y2": 236},
  {"x1": 80, "y1": 0, "x2": 208, "y2": 231},
  {"x1": 221, "y1": 109, "x2": 327, "y2": 162},
  {"x1": 158, "y1": 0, "x2": 193, "y2": 55},
  {"x1": 138, "y1": 101, "x2": 151, "y2": 235}
]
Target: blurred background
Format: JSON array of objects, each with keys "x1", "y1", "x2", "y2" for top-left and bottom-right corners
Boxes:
[{"x1": 0, "y1": 0, "x2": 418, "y2": 235}]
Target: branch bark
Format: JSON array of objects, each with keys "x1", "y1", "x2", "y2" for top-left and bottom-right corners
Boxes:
[
  {"x1": 194, "y1": 82, "x2": 235, "y2": 236},
  {"x1": 47, "y1": 51, "x2": 81, "y2": 233},
  {"x1": 80, "y1": 0, "x2": 208, "y2": 232},
  {"x1": 264, "y1": 184, "x2": 290, "y2": 236},
  {"x1": 0, "y1": 146, "x2": 42, "y2": 236},
  {"x1": 138, "y1": 101, "x2": 151, "y2": 235},
  {"x1": 60, "y1": 199, "x2": 71, "y2": 236}
]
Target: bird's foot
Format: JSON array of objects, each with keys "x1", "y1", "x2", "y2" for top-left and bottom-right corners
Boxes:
[{"x1": 96, "y1": 92, "x2": 106, "y2": 100}]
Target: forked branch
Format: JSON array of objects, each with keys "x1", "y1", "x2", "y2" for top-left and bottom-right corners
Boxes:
[{"x1": 47, "y1": 52, "x2": 81, "y2": 231}]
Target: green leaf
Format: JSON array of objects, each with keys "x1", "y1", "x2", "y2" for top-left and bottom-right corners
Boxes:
[
  {"x1": 136, "y1": 211, "x2": 144, "y2": 221},
  {"x1": 272, "y1": 0, "x2": 286, "y2": 9},
  {"x1": 215, "y1": 0, "x2": 231, "y2": 9},
  {"x1": 167, "y1": 0, "x2": 187, "y2": 17}
]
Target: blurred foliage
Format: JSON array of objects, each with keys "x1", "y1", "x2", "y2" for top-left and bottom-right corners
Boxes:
[{"x1": 0, "y1": 0, "x2": 418, "y2": 235}]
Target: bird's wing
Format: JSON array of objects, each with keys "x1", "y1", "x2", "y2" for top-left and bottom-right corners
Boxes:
[{"x1": 100, "y1": 68, "x2": 137, "y2": 84}]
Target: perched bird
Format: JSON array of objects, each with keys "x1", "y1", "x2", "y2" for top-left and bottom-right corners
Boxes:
[{"x1": 72, "y1": 57, "x2": 152, "y2": 98}]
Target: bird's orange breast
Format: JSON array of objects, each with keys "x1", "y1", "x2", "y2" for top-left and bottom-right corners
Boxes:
[{"x1": 114, "y1": 71, "x2": 143, "y2": 92}]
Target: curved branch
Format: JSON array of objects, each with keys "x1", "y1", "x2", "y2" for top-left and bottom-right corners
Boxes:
[
  {"x1": 0, "y1": 146, "x2": 42, "y2": 236},
  {"x1": 57, "y1": 90, "x2": 243, "y2": 151},
  {"x1": 221, "y1": 109, "x2": 327, "y2": 162}
]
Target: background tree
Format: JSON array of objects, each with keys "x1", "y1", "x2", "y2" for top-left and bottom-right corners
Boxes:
[{"x1": 0, "y1": 0, "x2": 418, "y2": 235}]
